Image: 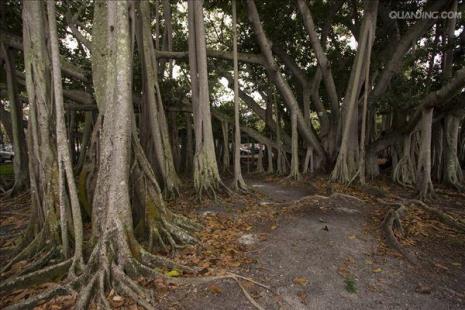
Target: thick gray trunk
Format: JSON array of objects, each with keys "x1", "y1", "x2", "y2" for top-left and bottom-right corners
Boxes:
[
  {"x1": 415, "y1": 108, "x2": 435, "y2": 200},
  {"x1": 188, "y1": 0, "x2": 221, "y2": 196},
  {"x1": 442, "y1": 114, "x2": 464, "y2": 189},
  {"x1": 331, "y1": 0, "x2": 378, "y2": 184}
]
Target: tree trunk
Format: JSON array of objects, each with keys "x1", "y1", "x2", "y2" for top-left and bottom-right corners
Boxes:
[
  {"x1": 1, "y1": 44, "x2": 29, "y2": 194},
  {"x1": 331, "y1": 0, "x2": 378, "y2": 184},
  {"x1": 296, "y1": 0, "x2": 339, "y2": 118},
  {"x1": 358, "y1": 19, "x2": 374, "y2": 185},
  {"x1": 266, "y1": 144, "x2": 274, "y2": 174},
  {"x1": 9, "y1": 0, "x2": 61, "y2": 271},
  {"x1": 256, "y1": 146, "x2": 264, "y2": 173},
  {"x1": 415, "y1": 108, "x2": 435, "y2": 200},
  {"x1": 442, "y1": 114, "x2": 464, "y2": 189},
  {"x1": 393, "y1": 133, "x2": 415, "y2": 186},
  {"x1": 221, "y1": 121, "x2": 230, "y2": 172},
  {"x1": 185, "y1": 112, "x2": 193, "y2": 174},
  {"x1": 136, "y1": 0, "x2": 180, "y2": 196},
  {"x1": 47, "y1": 0, "x2": 84, "y2": 269},
  {"x1": 289, "y1": 109, "x2": 301, "y2": 179},
  {"x1": 246, "y1": 0, "x2": 326, "y2": 165},
  {"x1": 232, "y1": 0, "x2": 247, "y2": 191},
  {"x1": 188, "y1": 0, "x2": 221, "y2": 197}
]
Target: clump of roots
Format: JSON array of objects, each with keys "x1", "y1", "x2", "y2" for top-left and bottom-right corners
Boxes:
[{"x1": 379, "y1": 197, "x2": 465, "y2": 264}]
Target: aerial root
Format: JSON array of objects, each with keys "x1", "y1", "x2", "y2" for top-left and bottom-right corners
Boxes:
[{"x1": 0, "y1": 259, "x2": 72, "y2": 293}]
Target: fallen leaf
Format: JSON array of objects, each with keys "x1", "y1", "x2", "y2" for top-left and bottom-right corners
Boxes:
[
  {"x1": 293, "y1": 276, "x2": 309, "y2": 286},
  {"x1": 415, "y1": 284, "x2": 432, "y2": 294},
  {"x1": 111, "y1": 295, "x2": 125, "y2": 307},
  {"x1": 348, "y1": 235, "x2": 356, "y2": 240},
  {"x1": 434, "y1": 263, "x2": 449, "y2": 271},
  {"x1": 372, "y1": 268, "x2": 382, "y2": 273},
  {"x1": 112, "y1": 295, "x2": 123, "y2": 302},
  {"x1": 166, "y1": 269, "x2": 182, "y2": 277},
  {"x1": 208, "y1": 284, "x2": 222, "y2": 295}
]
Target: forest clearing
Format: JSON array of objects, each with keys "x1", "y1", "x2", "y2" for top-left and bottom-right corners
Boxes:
[{"x1": 0, "y1": 0, "x2": 464, "y2": 309}]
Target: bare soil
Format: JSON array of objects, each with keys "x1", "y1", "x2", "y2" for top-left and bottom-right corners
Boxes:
[{"x1": 1, "y1": 175, "x2": 464, "y2": 309}]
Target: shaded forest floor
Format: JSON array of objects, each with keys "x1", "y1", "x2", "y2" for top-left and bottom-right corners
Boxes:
[{"x1": 1, "y1": 173, "x2": 465, "y2": 309}]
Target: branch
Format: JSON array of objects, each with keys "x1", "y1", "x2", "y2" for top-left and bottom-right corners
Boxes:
[
  {"x1": 0, "y1": 30, "x2": 89, "y2": 82},
  {"x1": 156, "y1": 49, "x2": 265, "y2": 65},
  {"x1": 371, "y1": 0, "x2": 455, "y2": 100},
  {"x1": 296, "y1": 0, "x2": 339, "y2": 115}
]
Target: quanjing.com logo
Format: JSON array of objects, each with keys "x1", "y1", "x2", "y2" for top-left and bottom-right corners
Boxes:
[{"x1": 389, "y1": 10, "x2": 462, "y2": 19}]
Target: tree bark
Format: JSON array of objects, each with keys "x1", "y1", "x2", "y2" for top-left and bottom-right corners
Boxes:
[
  {"x1": 221, "y1": 121, "x2": 230, "y2": 172},
  {"x1": 136, "y1": 0, "x2": 181, "y2": 196},
  {"x1": 232, "y1": 0, "x2": 247, "y2": 191},
  {"x1": 442, "y1": 114, "x2": 464, "y2": 189},
  {"x1": 289, "y1": 109, "x2": 301, "y2": 179},
  {"x1": 415, "y1": 108, "x2": 435, "y2": 200},
  {"x1": 188, "y1": 0, "x2": 222, "y2": 197},
  {"x1": 296, "y1": 0, "x2": 339, "y2": 117},
  {"x1": 47, "y1": 0, "x2": 84, "y2": 269},
  {"x1": 1, "y1": 44, "x2": 28, "y2": 194},
  {"x1": 331, "y1": 0, "x2": 378, "y2": 184},
  {"x1": 246, "y1": 0, "x2": 327, "y2": 165}
]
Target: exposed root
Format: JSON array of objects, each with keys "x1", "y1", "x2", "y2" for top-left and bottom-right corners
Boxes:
[
  {"x1": 380, "y1": 202, "x2": 417, "y2": 264},
  {"x1": 3, "y1": 284, "x2": 73, "y2": 310},
  {"x1": 75, "y1": 272, "x2": 98, "y2": 309},
  {"x1": 1, "y1": 228, "x2": 47, "y2": 274},
  {"x1": 17, "y1": 247, "x2": 59, "y2": 277},
  {"x1": 0, "y1": 259, "x2": 71, "y2": 293},
  {"x1": 406, "y1": 199, "x2": 465, "y2": 233},
  {"x1": 233, "y1": 277, "x2": 265, "y2": 310},
  {"x1": 330, "y1": 192, "x2": 365, "y2": 203},
  {"x1": 379, "y1": 196, "x2": 465, "y2": 265}
]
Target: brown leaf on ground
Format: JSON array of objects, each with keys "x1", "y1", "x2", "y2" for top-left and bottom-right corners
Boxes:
[
  {"x1": 293, "y1": 276, "x2": 309, "y2": 286},
  {"x1": 208, "y1": 284, "x2": 223, "y2": 295}
]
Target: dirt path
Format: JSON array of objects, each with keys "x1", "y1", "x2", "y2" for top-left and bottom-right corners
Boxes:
[
  {"x1": 162, "y1": 178, "x2": 465, "y2": 310},
  {"x1": 1, "y1": 177, "x2": 464, "y2": 309}
]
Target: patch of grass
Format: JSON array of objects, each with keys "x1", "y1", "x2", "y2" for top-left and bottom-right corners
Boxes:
[
  {"x1": 0, "y1": 163, "x2": 14, "y2": 176},
  {"x1": 344, "y1": 276, "x2": 357, "y2": 294}
]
